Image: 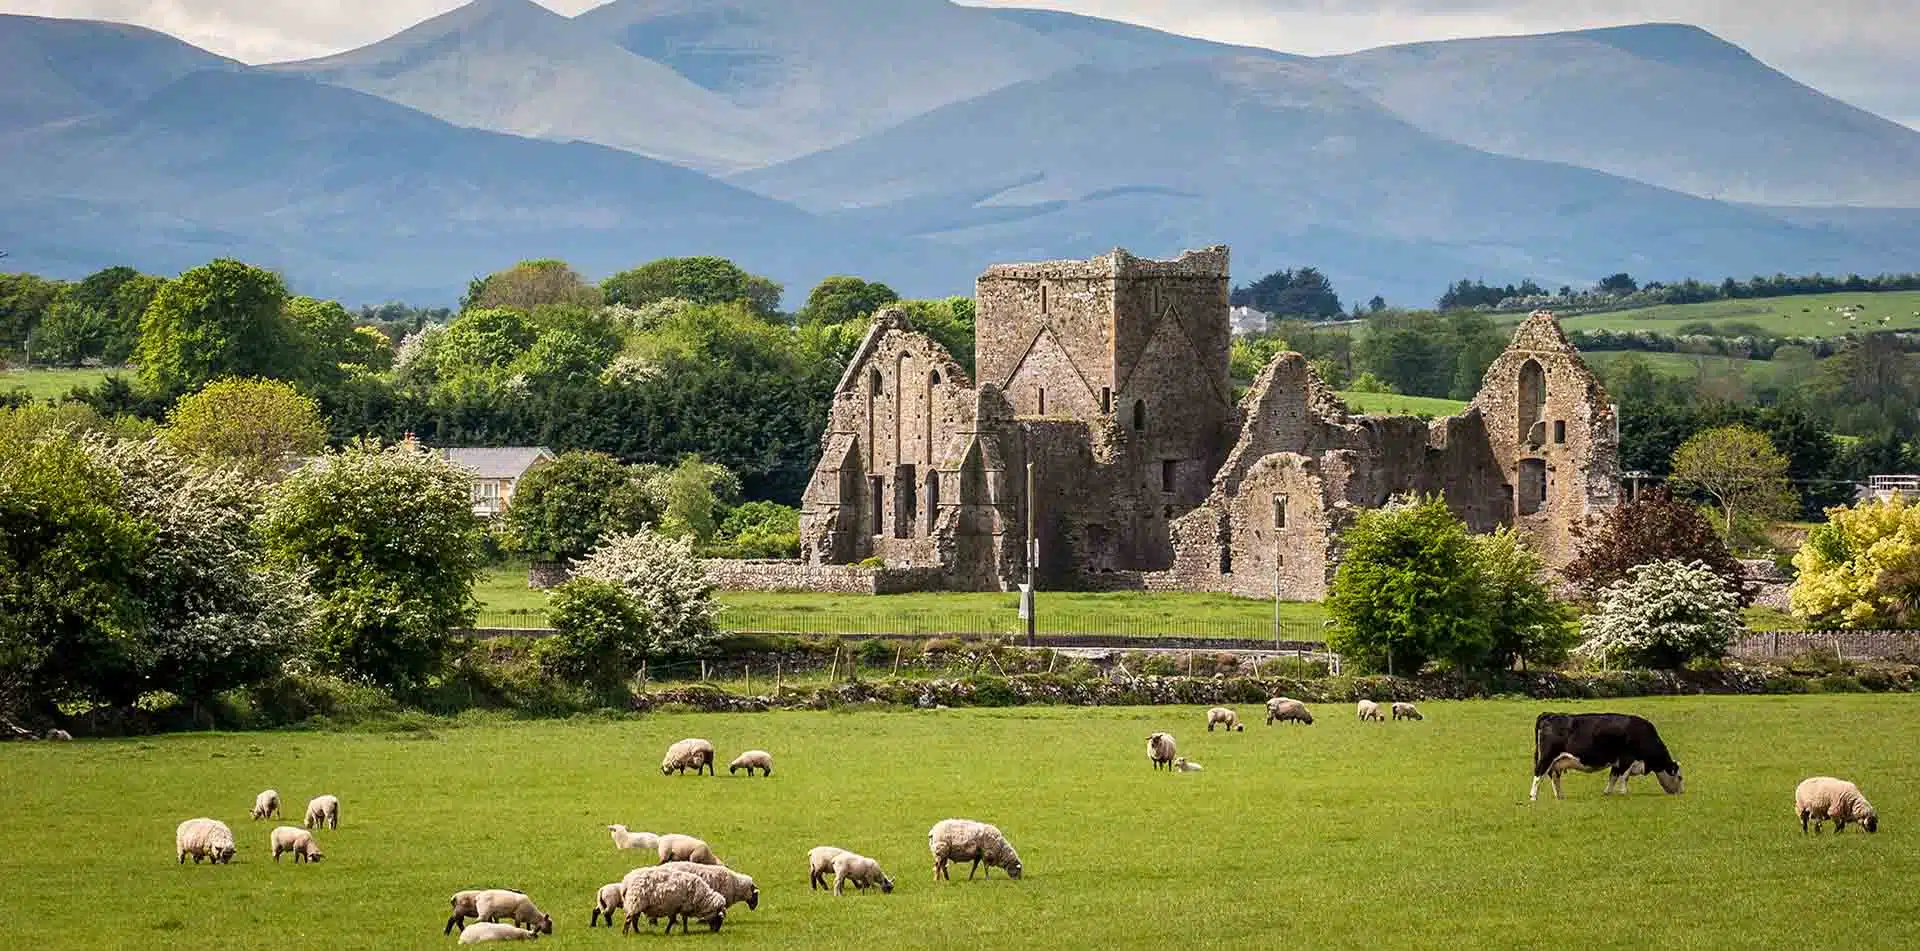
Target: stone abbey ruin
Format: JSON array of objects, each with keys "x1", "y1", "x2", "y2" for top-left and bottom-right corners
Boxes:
[{"x1": 782, "y1": 246, "x2": 1617, "y2": 598}]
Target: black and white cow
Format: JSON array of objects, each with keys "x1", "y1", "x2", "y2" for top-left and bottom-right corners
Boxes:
[{"x1": 1530, "y1": 712, "x2": 1683, "y2": 801}]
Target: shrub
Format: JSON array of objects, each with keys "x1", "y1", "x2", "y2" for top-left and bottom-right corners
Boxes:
[
  {"x1": 570, "y1": 528, "x2": 721, "y2": 659},
  {"x1": 1575, "y1": 560, "x2": 1741, "y2": 669},
  {"x1": 1327, "y1": 495, "x2": 1490, "y2": 674},
  {"x1": 1566, "y1": 487, "x2": 1753, "y2": 605},
  {"x1": 921, "y1": 637, "x2": 960, "y2": 655},
  {"x1": 1472, "y1": 526, "x2": 1575, "y2": 668},
  {"x1": 1790, "y1": 495, "x2": 1920, "y2": 628},
  {"x1": 536, "y1": 579, "x2": 650, "y2": 698},
  {"x1": 856, "y1": 638, "x2": 897, "y2": 666}
]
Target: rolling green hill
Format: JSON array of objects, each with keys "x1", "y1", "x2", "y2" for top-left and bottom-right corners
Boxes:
[
  {"x1": 1335, "y1": 391, "x2": 1470, "y2": 416},
  {"x1": 1557, "y1": 290, "x2": 1920, "y2": 336}
]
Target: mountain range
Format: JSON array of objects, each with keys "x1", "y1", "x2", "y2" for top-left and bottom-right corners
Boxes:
[{"x1": 2, "y1": 2, "x2": 1917, "y2": 306}]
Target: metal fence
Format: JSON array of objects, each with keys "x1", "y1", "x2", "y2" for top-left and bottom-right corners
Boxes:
[{"x1": 469, "y1": 607, "x2": 1327, "y2": 644}]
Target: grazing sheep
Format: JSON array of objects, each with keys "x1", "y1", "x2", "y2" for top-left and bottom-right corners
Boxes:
[
  {"x1": 591, "y1": 882, "x2": 625, "y2": 928},
  {"x1": 44, "y1": 728, "x2": 72, "y2": 741},
  {"x1": 928, "y1": 818, "x2": 1022, "y2": 881},
  {"x1": 474, "y1": 890, "x2": 553, "y2": 935},
  {"x1": 1795, "y1": 777, "x2": 1879, "y2": 834},
  {"x1": 251, "y1": 789, "x2": 281, "y2": 821},
  {"x1": 458, "y1": 922, "x2": 540, "y2": 943},
  {"x1": 269, "y1": 825, "x2": 323, "y2": 863},
  {"x1": 1391, "y1": 702, "x2": 1423, "y2": 721},
  {"x1": 303, "y1": 794, "x2": 339, "y2": 830},
  {"x1": 446, "y1": 889, "x2": 527, "y2": 935},
  {"x1": 660, "y1": 861, "x2": 760, "y2": 910},
  {"x1": 657, "y1": 832, "x2": 720, "y2": 865},
  {"x1": 1266, "y1": 697, "x2": 1313, "y2": 725},
  {"x1": 175, "y1": 817, "x2": 236, "y2": 865},
  {"x1": 620, "y1": 866, "x2": 728, "y2": 934},
  {"x1": 1147, "y1": 732, "x2": 1177, "y2": 770},
  {"x1": 1173, "y1": 757, "x2": 1203, "y2": 773},
  {"x1": 1205, "y1": 707, "x2": 1243, "y2": 732},
  {"x1": 661, "y1": 738, "x2": 717, "y2": 776},
  {"x1": 830, "y1": 851, "x2": 894, "y2": 895},
  {"x1": 1357, "y1": 699, "x2": 1383, "y2": 722},
  {"x1": 809, "y1": 846, "x2": 850, "y2": 891},
  {"x1": 607, "y1": 824, "x2": 659, "y2": 852},
  {"x1": 728, "y1": 750, "x2": 773, "y2": 776}
]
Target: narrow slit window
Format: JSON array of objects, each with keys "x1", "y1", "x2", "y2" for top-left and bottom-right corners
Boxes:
[
  {"x1": 1553, "y1": 420, "x2": 1567, "y2": 444},
  {"x1": 1037, "y1": 386, "x2": 1047, "y2": 415},
  {"x1": 1273, "y1": 495, "x2": 1287, "y2": 529},
  {"x1": 869, "y1": 476, "x2": 884, "y2": 536},
  {"x1": 1101, "y1": 387, "x2": 1112, "y2": 413},
  {"x1": 1161, "y1": 459, "x2": 1177, "y2": 493},
  {"x1": 1132, "y1": 399, "x2": 1146, "y2": 432},
  {"x1": 1040, "y1": 283, "x2": 1048, "y2": 314}
]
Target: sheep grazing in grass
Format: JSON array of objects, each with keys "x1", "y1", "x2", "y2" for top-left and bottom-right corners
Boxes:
[
  {"x1": 1795, "y1": 777, "x2": 1879, "y2": 834},
  {"x1": 728, "y1": 750, "x2": 773, "y2": 776},
  {"x1": 829, "y1": 851, "x2": 894, "y2": 895},
  {"x1": 928, "y1": 818, "x2": 1022, "y2": 881},
  {"x1": 475, "y1": 890, "x2": 553, "y2": 936},
  {"x1": 591, "y1": 882, "x2": 625, "y2": 928},
  {"x1": 661, "y1": 738, "x2": 717, "y2": 776},
  {"x1": 458, "y1": 922, "x2": 540, "y2": 943},
  {"x1": 251, "y1": 789, "x2": 281, "y2": 821},
  {"x1": 1173, "y1": 757, "x2": 1203, "y2": 773},
  {"x1": 1205, "y1": 707, "x2": 1243, "y2": 732},
  {"x1": 1357, "y1": 700, "x2": 1383, "y2": 722},
  {"x1": 607, "y1": 824, "x2": 659, "y2": 852},
  {"x1": 658, "y1": 833, "x2": 721, "y2": 866},
  {"x1": 809, "y1": 847, "x2": 850, "y2": 891},
  {"x1": 660, "y1": 861, "x2": 760, "y2": 910},
  {"x1": 1266, "y1": 697, "x2": 1313, "y2": 725},
  {"x1": 1147, "y1": 732, "x2": 1177, "y2": 770},
  {"x1": 175, "y1": 817, "x2": 236, "y2": 865},
  {"x1": 446, "y1": 889, "x2": 528, "y2": 935},
  {"x1": 304, "y1": 794, "x2": 339, "y2": 830},
  {"x1": 1392, "y1": 702, "x2": 1423, "y2": 721},
  {"x1": 270, "y1": 825, "x2": 323, "y2": 863},
  {"x1": 621, "y1": 866, "x2": 728, "y2": 934}
]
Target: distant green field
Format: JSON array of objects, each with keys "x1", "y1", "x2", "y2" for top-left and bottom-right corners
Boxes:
[
  {"x1": 1558, "y1": 291, "x2": 1920, "y2": 336},
  {"x1": 1581, "y1": 350, "x2": 1782, "y2": 384},
  {"x1": 0, "y1": 367, "x2": 117, "y2": 400},
  {"x1": 1336, "y1": 390, "x2": 1469, "y2": 416}
]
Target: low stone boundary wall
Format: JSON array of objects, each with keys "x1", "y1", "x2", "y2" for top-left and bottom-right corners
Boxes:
[
  {"x1": 699, "y1": 560, "x2": 952, "y2": 594},
  {"x1": 1731, "y1": 629, "x2": 1920, "y2": 660}
]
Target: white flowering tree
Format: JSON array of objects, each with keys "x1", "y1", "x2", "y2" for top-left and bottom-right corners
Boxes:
[
  {"x1": 569, "y1": 529, "x2": 720, "y2": 659},
  {"x1": 1576, "y1": 559, "x2": 1741, "y2": 669}
]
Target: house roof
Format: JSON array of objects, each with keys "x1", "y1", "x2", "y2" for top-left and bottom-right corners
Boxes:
[{"x1": 438, "y1": 447, "x2": 555, "y2": 480}]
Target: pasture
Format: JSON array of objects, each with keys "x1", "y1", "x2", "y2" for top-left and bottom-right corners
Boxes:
[
  {"x1": 4, "y1": 697, "x2": 1915, "y2": 951},
  {"x1": 1556, "y1": 290, "x2": 1920, "y2": 336},
  {"x1": 1334, "y1": 390, "x2": 1469, "y2": 417},
  {"x1": 0, "y1": 367, "x2": 118, "y2": 400}
]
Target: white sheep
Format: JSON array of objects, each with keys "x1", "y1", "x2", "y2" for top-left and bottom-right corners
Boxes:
[
  {"x1": 1795, "y1": 776, "x2": 1879, "y2": 834},
  {"x1": 303, "y1": 794, "x2": 339, "y2": 830},
  {"x1": 728, "y1": 750, "x2": 773, "y2": 776},
  {"x1": 830, "y1": 851, "x2": 894, "y2": 895},
  {"x1": 621, "y1": 866, "x2": 728, "y2": 934},
  {"x1": 809, "y1": 846, "x2": 850, "y2": 891},
  {"x1": 1391, "y1": 702, "x2": 1423, "y2": 721},
  {"x1": 607, "y1": 824, "x2": 659, "y2": 852},
  {"x1": 661, "y1": 738, "x2": 716, "y2": 776},
  {"x1": 474, "y1": 890, "x2": 554, "y2": 935},
  {"x1": 928, "y1": 818, "x2": 1022, "y2": 881},
  {"x1": 660, "y1": 861, "x2": 760, "y2": 910},
  {"x1": 457, "y1": 922, "x2": 541, "y2": 943},
  {"x1": 1356, "y1": 699, "x2": 1383, "y2": 722},
  {"x1": 445, "y1": 889, "x2": 527, "y2": 935},
  {"x1": 1173, "y1": 757, "x2": 1203, "y2": 773},
  {"x1": 1205, "y1": 707, "x2": 1243, "y2": 732},
  {"x1": 270, "y1": 825, "x2": 323, "y2": 863},
  {"x1": 657, "y1": 832, "x2": 720, "y2": 865},
  {"x1": 1147, "y1": 732, "x2": 1177, "y2": 770},
  {"x1": 251, "y1": 789, "x2": 281, "y2": 821},
  {"x1": 591, "y1": 882, "x2": 625, "y2": 928},
  {"x1": 175, "y1": 817, "x2": 236, "y2": 865},
  {"x1": 45, "y1": 728, "x2": 72, "y2": 741},
  {"x1": 1266, "y1": 697, "x2": 1313, "y2": 725}
]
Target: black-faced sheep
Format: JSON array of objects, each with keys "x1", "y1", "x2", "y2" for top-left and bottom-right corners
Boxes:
[
  {"x1": 1205, "y1": 707, "x2": 1243, "y2": 732},
  {"x1": 928, "y1": 818, "x2": 1022, "y2": 881},
  {"x1": 1266, "y1": 697, "x2": 1313, "y2": 725},
  {"x1": 661, "y1": 738, "x2": 716, "y2": 776},
  {"x1": 1795, "y1": 776, "x2": 1878, "y2": 834},
  {"x1": 1147, "y1": 732, "x2": 1177, "y2": 770},
  {"x1": 1391, "y1": 702, "x2": 1423, "y2": 721}
]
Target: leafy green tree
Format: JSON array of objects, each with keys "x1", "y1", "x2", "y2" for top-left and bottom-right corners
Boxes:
[
  {"x1": 344, "y1": 326, "x2": 394, "y2": 371},
  {"x1": 64, "y1": 266, "x2": 159, "y2": 365},
  {"x1": 798, "y1": 275, "x2": 899, "y2": 326},
  {"x1": 1565, "y1": 488, "x2": 1751, "y2": 604},
  {"x1": 894, "y1": 297, "x2": 976, "y2": 375},
  {"x1": 470, "y1": 259, "x2": 602, "y2": 312},
  {"x1": 1597, "y1": 272, "x2": 1639, "y2": 295},
  {"x1": 136, "y1": 259, "x2": 298, "y2": 394},
  {"x1": 436, "y1": 308, "x2": 537, "y2": 374},
  {"x1": 570, "y1": 529, "x2": 720, "y2": 659},
  {"x1": 501, "y1": 451, "x2": 658, "y2": 563},
  {"x1": 641, "y1": 454, "x2": 741, "y2": 546},
  {"x1": 601, "y1": 256, "x2": 782, "y2": 318},
  {"x1": 162, "y1": 378, "x2": 329, "y2": 480},
  {"x1": 286, "y1": 296, "x2": 363, "y2": 377},
  {"x1": 1576, "y1": 560, "x2": 1739, "y2": 668},
  {"x1": 1326, "y1": 495, "x2": 1491, "y2": 674},
  {"x1": 261, "y1": 441, "x2": 482, "y2": 688},
  {"x1": 1803, "y1": 336, "x2": 1920, "y2": 440},
  {"x1": 27, "y1": 297, "x2": 112, "y2": 367},
  {"x1": 713, "y1": 501, "x2": 801, "y2": 558},
  {"x1": 0, "y1": 272, "x2": 68, "y2": 358},
  {"x1": 1471, "y1": 527, "x2": 1574, "y2": 669},
  {"x1": 1790, "y1": 495, "x2": 1920, "y2": 628},
  {"x1": 1670, "y1": 425, "x2": 1796, "y2": 536},
  {"x1": 536, "y1": 578, "x2": 650, "y2": 699},
  {"x1": 1230, "y1": 267, "x2": 1342, "y2": 319}
]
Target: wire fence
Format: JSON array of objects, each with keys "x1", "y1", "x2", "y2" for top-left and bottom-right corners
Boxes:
[{"x1": 469, "y1": 607, "x2": 1327, "y2": 645}]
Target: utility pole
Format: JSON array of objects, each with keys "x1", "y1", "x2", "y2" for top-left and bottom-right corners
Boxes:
[
  {"x1": 1272, "y1": 541, "x2": 1283, "y2": 649},
  {"x1": 1022, "y1": 461, "x2": 1036, "y2": 647}
]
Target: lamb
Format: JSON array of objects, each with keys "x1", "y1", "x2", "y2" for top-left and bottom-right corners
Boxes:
[
  {"x1": 175, "y1": 817, "x2": 236, "y2": 865},
  {"x1": 270, "y1": 825, "x2": 323, "y2": 863},
  {"x1": 829, "y1": 851, "x2": 894, "y2": 895},
  {"x1": 1391, "y1": 702, "x2": 1423, "y2": 721},
  {"x1": 1205, "y1": 707, "x2": 1243, "y2": 732},
  {"x1": 1795, "y1": 776, "x2": 1879, "y2": 834},
  {"x1": 1173, "y1": 757, "x2": 1203, "y2": 773},
  {"x1": 728, "y1": 749, "x2": 773, "y2": 776},
  {"x1": 1356, "y1": 699, "x2": 1383, "y2": 722},
  {"x1": 928, "y1": 818, "x2": 1023, "y2": 881},
  {"x1": 445, "y1": 889, "x2": 528, "y2": 935},
  {"x1": 1266, "y1": 697, "x2": 1313, "y2": 725},
  {"x1": 474, "y1": 890, "x2": 554, "y2": 935},
  {"x1": 620, "y1": 865, "x2": 728, "y2": 934},
  {"x1": 591, "y1": 882, "x2": 625, "y2": 928},
  {"x1": 660, "y1": 861, "x2": 760, "y2": 910},
  {"x1": 457, "y1": 923, "x2": 541, "y2": 943},
  {"x1": 809, "y1": 846, "x2": 850, "y2": 890},
  {"x1": 304, "y1": 794, "x2": 339, "y2": 830},
  {"x1": 251, "y1": 789, "x2": 281, "y2": 821},
  {"x1": 661, "y1": 738, "x2": 717, "y2": 776},
  {"x1": 657, "y1": 832, "x2": 721, "y2": 865},
  {"x1": 1147, "y1": 732, "x2": 1177, "y2": 770},
  {"x1": 607, "y1": 824, "x2": 659, "y2": 852}
]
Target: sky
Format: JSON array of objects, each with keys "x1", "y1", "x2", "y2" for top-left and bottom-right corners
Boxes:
[{"x1": 6, "y1": 0, "x2": 1915, "y2": 128}]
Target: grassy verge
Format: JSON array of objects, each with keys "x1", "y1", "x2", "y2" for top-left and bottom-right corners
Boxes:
[
  {"x1": 1335, "y1": 390, "x2": 1471, "y2": 416},
  {"x1": 0, "y1": 367, "x2": 119, "y2": 400}
]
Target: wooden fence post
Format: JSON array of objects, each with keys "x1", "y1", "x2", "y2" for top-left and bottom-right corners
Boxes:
[
  {"x1": 744, "y1": 664, "x2": 751, "y2": 694},
  {"x1": 775, "y1": 660, "x2": 783, "y2": 697},
  {"x1": 893, "y1": 646, "x2": 902, "y2": 678}
]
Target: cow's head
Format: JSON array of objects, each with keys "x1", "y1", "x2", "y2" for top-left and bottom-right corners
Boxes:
[{"x1": 1655, "y1": 765, "x2": 1683, "y2": 795}]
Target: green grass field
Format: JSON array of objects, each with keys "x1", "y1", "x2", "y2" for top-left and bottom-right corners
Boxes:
[
  {"x1": 1580, "y1": 349, "x2": 1782, "y2": 383},
  {"x1": 5, "y1": 697, "x2": 1916, "y2": 950},
  {"x1": 1335, "y1": 390, "x2": 1470, "y2": 417},
  {"x1": 1558, "y1": 290, "x2": 1920, "y2": 336},
  {"x1": 0, "y1": 367, "x2": 119, "y2": 400}
]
